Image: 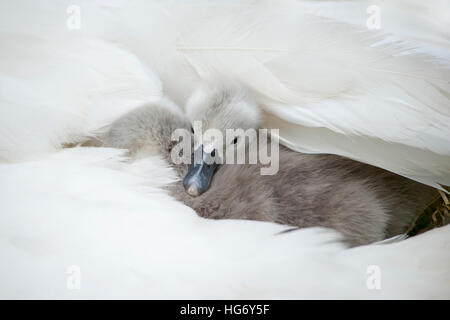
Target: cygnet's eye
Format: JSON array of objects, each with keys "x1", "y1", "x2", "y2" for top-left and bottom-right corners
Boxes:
[{"x1": 232, "y1": 137, "x2": 238, "y2": 145}]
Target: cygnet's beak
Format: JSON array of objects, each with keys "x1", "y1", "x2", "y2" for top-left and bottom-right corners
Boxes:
[{"x1": 183, "y1": 145, "x2": 219, "y2": 197}]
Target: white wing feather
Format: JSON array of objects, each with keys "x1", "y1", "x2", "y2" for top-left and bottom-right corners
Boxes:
[
  {"x1": 0, "y1": 33, "x2": 162, "y2": 161},
  {"x1": 0, "y1": 147, "x2": 448, "y2": 298},
  {"x1": 6, "y1": 0, "x2": 444, "y2": 187},
  {"x1": 171, "y1": 1, "x2": 450, "y2": 188}
]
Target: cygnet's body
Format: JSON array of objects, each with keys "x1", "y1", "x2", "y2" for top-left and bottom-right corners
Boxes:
[
  {"x1": 99, "y1": 82, "x2": 437, "y2": 247},
  {"x1": 173, "y1": 148, "x2": 435, "y2": 246}
]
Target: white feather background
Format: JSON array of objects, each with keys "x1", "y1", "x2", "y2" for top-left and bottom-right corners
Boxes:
[
  {"x1": 0, "y1": 0, "x2": 449, "y2": 299},
  {"x1": 171, "y1": 1, "x2": 450, "y2": 188},
  {"x1": 0, "y1": 34, "x2": 162, "y2": 161}
]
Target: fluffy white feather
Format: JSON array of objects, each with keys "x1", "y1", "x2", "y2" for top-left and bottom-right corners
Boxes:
[
  {"x1": 0, "y1": 148, "x2": 448, "y2": 299},
  {"x1": 171, "y1": 1, "x2": 450, "y2": 188},
  {"x1": 296, "y1": 0, "x2": 450, "y2": 58}
]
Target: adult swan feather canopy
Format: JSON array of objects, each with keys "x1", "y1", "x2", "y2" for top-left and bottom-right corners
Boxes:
[
  {"x1": 166, "y1": 1, "x2": 450, "y2": 190},
  {"x1": 13, "y1": 0, "x2": 447, "y2": 190},
  {"x1": 0, "y1": 0, "x2": 449, "y2": 299},
  {"x1": 2, "y1": 0, "x2": 449, "y2": 189}
]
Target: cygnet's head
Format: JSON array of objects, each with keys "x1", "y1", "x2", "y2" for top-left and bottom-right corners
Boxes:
[{"x1": 183, "y1": 78, "x2": 262, "y2": 197}]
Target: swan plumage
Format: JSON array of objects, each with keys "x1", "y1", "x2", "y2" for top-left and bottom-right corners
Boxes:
[
  {"x1": 4, "y1": 0, "x2": 447, "y2": 188},
  {"x1": 0, "y1": 0, "x2": 449, "y2": 298},
  {"x1": 2, "y1": 1, "x2": 449, "y2": 187},
  {"x1": 99, "y1": 84, "x2": 437, "y2": 247}
]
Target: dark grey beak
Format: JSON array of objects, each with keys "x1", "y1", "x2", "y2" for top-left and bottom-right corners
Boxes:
[{"x1": 183, "y1": 145, "x2": 219, "y2": 197}]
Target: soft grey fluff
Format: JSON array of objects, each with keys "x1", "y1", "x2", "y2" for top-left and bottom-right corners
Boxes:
[{"x1": 99, "y1": 98, "x2": 437, "y2": 247}]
